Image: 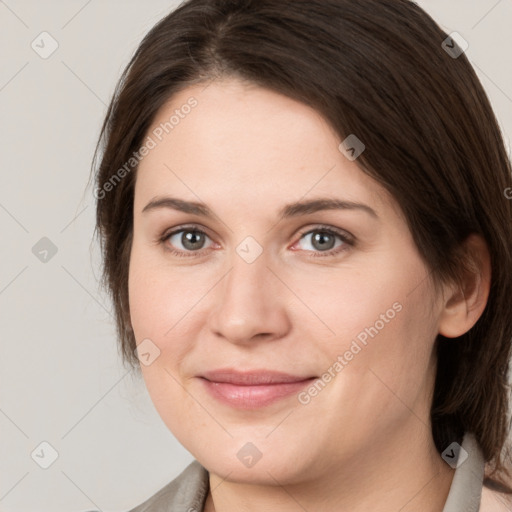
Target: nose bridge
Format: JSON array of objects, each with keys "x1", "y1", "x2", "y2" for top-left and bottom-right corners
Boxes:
[
  {"x1": 223, "y1": 247, "x2": 273, "y2": 311},
  {"x1": 207, "y1": 245, "x2": 290, "y2": 343}
]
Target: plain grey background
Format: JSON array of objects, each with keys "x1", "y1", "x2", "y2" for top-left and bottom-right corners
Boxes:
[{"x1": 1, "y1": 1, "x2": 511, "y2": 511}]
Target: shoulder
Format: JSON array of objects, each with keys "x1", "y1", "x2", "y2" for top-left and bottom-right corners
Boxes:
[
  {"x1": 480, "y1": 485, "x2": 512, "y2": 512},
  {"x1": 127, "y1": 460, "x2": 209, "y2": 512}
]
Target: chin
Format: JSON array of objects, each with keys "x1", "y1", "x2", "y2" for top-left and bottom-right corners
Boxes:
[{"x1": 194, "y1": 443, "x2": 314, "y2": 485}]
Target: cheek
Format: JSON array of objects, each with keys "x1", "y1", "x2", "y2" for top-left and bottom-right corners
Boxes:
[
  {"x1": 284, "y1": 261, "x2": 406, "y2": 349},
  {"x1": 128, "y1": 264, "x2": 165, "y2": 341},
  {"x1": 300, "y1": 282, "x2": 438, "y2": 454},
  {"x1": 302, "y1": 252, "x2": 438, "y2": 384},
  {"x1": 128, "y1": 243, "x2": 193, "y2": 341},
  {"x1": 323, "y1": 277, "x2": 438, "y2": 424},
  {"x1": 128, "y1": 252, "x2": 205, "y2": 436},
  {"x1": 127, "y1": 245, "x2": 215, "y2": 372}
]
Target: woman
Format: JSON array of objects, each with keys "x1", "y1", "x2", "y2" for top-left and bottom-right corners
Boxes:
[{"x1": 92, "y1": 0, "x2": 512, "y2": 510}]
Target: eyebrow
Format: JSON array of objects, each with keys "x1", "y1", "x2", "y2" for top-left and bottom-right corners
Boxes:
[{"x1": 142, "y1": 196, "x2": 379, "y2": 220}]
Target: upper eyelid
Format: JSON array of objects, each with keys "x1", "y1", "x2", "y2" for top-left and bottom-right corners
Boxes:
[
  {"x1": 297, "y1": 224, "x2": 353, "y2": 239},
  {"x1": 163, "y1": 224, "x2": 215, "y2": 242}
]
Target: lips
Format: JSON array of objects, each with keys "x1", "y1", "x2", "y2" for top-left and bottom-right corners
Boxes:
[{"x1": 198, "y1": 369, "x2": 317, "y2": 409}]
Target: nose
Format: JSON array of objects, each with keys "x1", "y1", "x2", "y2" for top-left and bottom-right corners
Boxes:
[{"x1": 207, "y1": 252, "x2": 291, "y2": 345}]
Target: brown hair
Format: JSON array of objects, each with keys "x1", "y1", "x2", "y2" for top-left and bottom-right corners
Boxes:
[{"x1": 91, "y1": 0, "x2": 512, "y2": 490}]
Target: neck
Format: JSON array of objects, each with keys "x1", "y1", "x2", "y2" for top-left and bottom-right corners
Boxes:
[{"x1": 205, "y1": 422, "x2": 455, "y2": 512}]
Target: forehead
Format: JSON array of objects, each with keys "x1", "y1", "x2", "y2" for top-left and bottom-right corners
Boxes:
[{"x1": 135, "y1": 78, "x2": 395, "y2": 217}]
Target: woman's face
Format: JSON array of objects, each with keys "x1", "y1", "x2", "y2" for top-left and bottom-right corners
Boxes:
[{"x1": 128, "y1": 78, "x2": 445, "y2": 483}]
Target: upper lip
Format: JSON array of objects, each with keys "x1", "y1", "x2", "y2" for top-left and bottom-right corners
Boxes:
[{"x1": 200, "y1": 369, "x2": 316, "y2": 385}]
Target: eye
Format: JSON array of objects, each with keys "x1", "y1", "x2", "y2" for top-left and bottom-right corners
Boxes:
[
  {"x1": 292, "y1": 225, "x2": 354, "y2": 257},
  {"x1": 158, "y1": 224, "x2": 354, "y2": 259},
  {"x1": 159, "y1": 225, "x2": 215, "y2": 257}
]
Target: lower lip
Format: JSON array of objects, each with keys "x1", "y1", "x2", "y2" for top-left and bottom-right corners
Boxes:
[{"x1": 199, "y1": 377, "x2": 315, "y2": 409}]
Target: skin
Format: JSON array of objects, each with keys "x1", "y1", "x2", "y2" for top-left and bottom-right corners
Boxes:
[{"x1": 128, "y1": 78, "x2": 491, "y2": 512}]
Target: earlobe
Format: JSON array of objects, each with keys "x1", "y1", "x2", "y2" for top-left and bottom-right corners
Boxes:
[{"x1": 438, "y1": 234, "x2": 491, "y2": 339}]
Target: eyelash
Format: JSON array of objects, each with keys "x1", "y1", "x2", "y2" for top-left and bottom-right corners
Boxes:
[{"x1": 158, "y1": 224, "x2": 355, "y2": 259}]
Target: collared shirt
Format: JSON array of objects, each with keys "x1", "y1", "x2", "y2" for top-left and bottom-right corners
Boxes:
[{"x1": 127, "y1": 432, "x2": 485, "y2": 512}]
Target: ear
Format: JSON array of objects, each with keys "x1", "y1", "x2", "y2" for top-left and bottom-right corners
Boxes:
[{"x1": 438, "y1": 234, "x2": 491, "y2": 338}]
